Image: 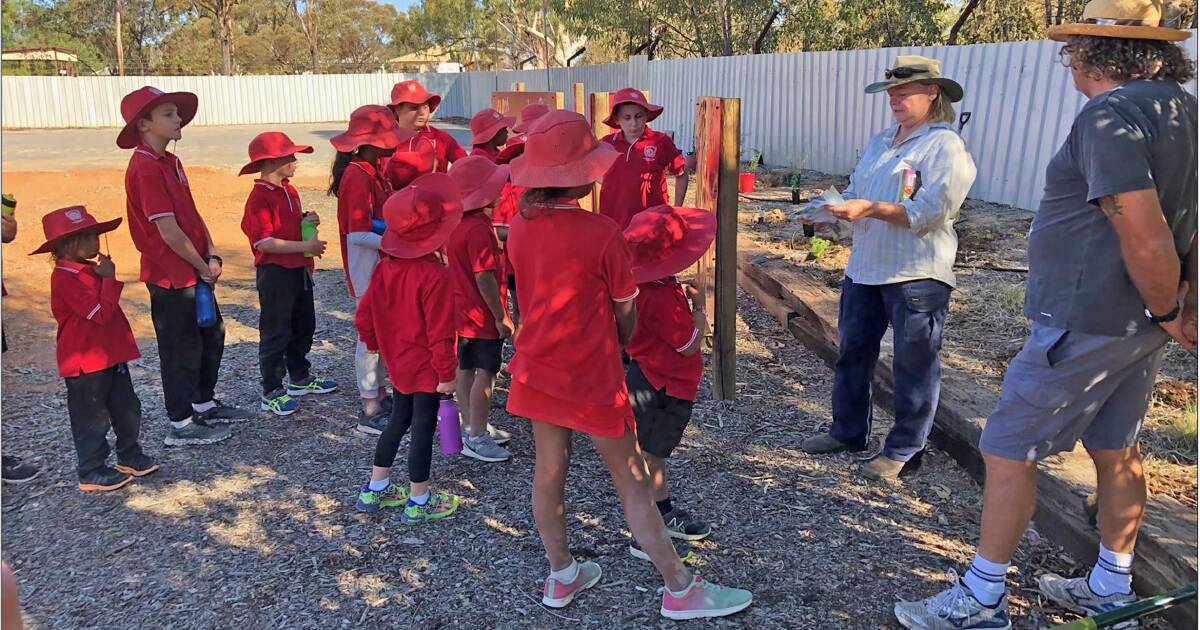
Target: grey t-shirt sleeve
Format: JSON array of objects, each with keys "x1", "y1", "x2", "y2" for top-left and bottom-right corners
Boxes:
[{"x1": 1075, "y1": 100, "x2": 1155, "y2": 205}]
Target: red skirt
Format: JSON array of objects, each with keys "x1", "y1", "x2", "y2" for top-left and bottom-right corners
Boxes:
[{"x1": 507, "y1": 379, "x2": 634, "y2": 438}]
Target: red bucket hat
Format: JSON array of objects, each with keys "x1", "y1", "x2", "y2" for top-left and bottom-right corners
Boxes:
[
  {"x1": 512, "y1": 102, "x2": 551, "y2": 134},
  {"x1": 469, "y1": 108, "x2": 516, "y2": 146},
  {"x1": 603, "y1": 88, "x2": 663, "y2": 128},
  {"x1": 390, "y1": 80, "x2": 442, "y2": 113},
  {"x1": 30, "y1": 206, "x2": 123, "y2": 256},
  {"x1": 623, "y1": 205, "x2": 717, "y2": 284},
  {"x1": 380, "y1": 173, "x2": 464, "y2": 259},
  {"x1": 116, "y1": 86, "x2": 199, "y2": 149},
  {"x1": 330, "y1": 105, "x2": 416, "y2": 153},
  {"x1": 239, "y1": 132, "x2": 314, "y2": 176},
  {"x1": 496, "y1": 133, "x2": 527, "y2": 164},
  {"x1": 450, "y1": 155, "x2": 511, "y2": 211},
  {"x1": 509, "y1": 111, "x2": 619, "y2": 189}
]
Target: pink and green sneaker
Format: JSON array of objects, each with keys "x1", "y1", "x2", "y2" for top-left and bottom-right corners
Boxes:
[
  {"x1": 542, "y1": 560, "x2": 602, "y2": 608},
  {"x1": 661, "y1": 575, "x2": 753, "y2": 620}
]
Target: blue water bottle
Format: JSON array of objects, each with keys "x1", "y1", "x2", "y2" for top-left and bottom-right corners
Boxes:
[
  {"x1": 371, "y1": 218, "x2": 387, "y2": 235},
  {"x1": 195, "y1": 280, "x2": 218, "y2": 328}
]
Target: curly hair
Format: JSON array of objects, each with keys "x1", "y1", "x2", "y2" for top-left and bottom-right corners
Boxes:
[{"x1": 1066, "y1": 34, "x2": 1196, "y2": 84}]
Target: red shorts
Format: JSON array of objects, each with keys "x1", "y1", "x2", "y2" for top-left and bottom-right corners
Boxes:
[{"x1": 507, "y1": 379, "x2": 634, "y2": 438}]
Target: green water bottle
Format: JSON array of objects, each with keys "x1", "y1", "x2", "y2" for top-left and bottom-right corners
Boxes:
[
  {"x1": 301, "y1": 218, "x2": 317, "y2": 258},
  {"x1": 2, "y1": 194, "x2": 15, "y2": 217}
]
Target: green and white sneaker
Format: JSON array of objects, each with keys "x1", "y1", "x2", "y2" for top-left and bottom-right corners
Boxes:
[
  {"x1": 894, "y1": 569, "x2": 1011, "y2": 630},
  {"x1": 355, "y1": 482, "x2": 410, "y2": 513},
  {"x1": 1038, "y1": 573, "x2": 1138, "y2": 628},
  {"x1": 401, "y1": 491, "x2": 459, "y2": 524},
  {"x1": 261, "y1": 389, "x2": 300, "y2": 416},
  {"x1": 287, "y1": 376, "x2": 338, "y2": 396}
]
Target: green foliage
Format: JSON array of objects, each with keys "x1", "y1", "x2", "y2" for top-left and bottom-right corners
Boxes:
[{"x1": 809, "y1": 236, "x2": 831, "y2": 259}]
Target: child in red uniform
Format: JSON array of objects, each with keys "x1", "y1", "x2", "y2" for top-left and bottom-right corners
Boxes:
[
  {"x1": 623, "y1": 205, "x2": 716, "y2": 543},
  {"x1": 598, "y1": 88, "x2": 689, "y2": 229},
  {"x1": 446, "y1": 156, "x2": 514, "y2": 462},
  {"x1": 505, "y1": 110, "x2": 751, "y2": 619},
  {"x1": 119, "y1": 86, "x2": 247, "y2": 447},
  {"x1": 33, "y1": 206, "x2": 159, "y2": 492},
  {"x1": 353, "y1": 173, "x2": 462, "y2": 524},
  {"x1": 329, "y1": 105, "x2": 416, "y2": 435},
  {"x1": 385, "y1": 80, "x2": 468, "y2": 191},
  {"x1": 468, "y1": 108, "x2": 516, "y2": 163},
  {"x1": 492, "y1": 102, "x2": 552, "y2": 326},
  {"x1": 240, "y1": 132, "x2": 337, "y2": 417}
]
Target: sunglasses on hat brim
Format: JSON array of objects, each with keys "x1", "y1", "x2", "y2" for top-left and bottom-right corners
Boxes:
[{"x1": 884, "y1": 66, "x2": 931, "y2": 80}]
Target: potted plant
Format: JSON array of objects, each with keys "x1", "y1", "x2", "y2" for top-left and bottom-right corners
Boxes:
[
  {"x1": 739, "y1": 151, "x2": 761, "y2": 193},
  {"x1": 791, "y1": 173, "x2": 816, "y2": 237}
]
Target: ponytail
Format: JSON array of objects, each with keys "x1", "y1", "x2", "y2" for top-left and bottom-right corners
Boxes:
[{"x1": 327, "y1": 151, "x2": 354, "y2": 196}]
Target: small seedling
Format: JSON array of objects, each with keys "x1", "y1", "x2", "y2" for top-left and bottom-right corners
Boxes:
[{"x1": 808, "y1": 236, "x2": 831, "y2": 261}]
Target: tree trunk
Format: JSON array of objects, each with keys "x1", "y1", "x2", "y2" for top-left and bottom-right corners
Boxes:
[
  {"x1": 752, "y1": 9, "x2": 779, "y2": 54},
  {"x1": 1045, "y1": 0, "x2": 1053, "y2": 26},
  {"x1": 720, "y1": 0, "x2": 734, "y2": 55},
  {"x1": 946, "y1": 0, "x2": 983, "y2": 45},
  {"x1": 221, "y1": 5, "x2": 235, "y2": 75},
  {"x1": 114, "y1": 0, "x2": 125, "y2": 76},
  {"x1": 1054, "y1": 0, "x2": 1065, "y2": 25}
]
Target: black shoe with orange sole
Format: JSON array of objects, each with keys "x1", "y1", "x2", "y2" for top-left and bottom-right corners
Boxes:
[
  {"x1": 115, "y1": 453, "x2": 160, "y2": 477},
  {"x1": 78, "y1": 467, "x2": 133, "y2": 492}
]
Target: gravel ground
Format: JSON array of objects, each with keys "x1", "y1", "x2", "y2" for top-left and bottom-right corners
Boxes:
[{"x1": 0, "y1": 266, "x2": 1166, "y2": 629}]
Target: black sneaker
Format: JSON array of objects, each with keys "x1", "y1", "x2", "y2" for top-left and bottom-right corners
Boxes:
[
  {"x1": 78, "y1": 466, "x2": 133, "y2": 492},
  {"x1": 195, "y1": 399, "x2": 251, "y2": 424},
  {"x1": 662, "y1": 508, "x2": 712, "y2": 541},
  {"x1": 164, "y1": 419, "x2": 233, "y2": 446},
  {"x1": 380, "y1": 394, "x2": 394, "y2": 414},
  {"x1": 629, "y1": 539, "x2": 694, "y2": 563},
  {"x1": 1, "y1": 456, "x2": 40, "y2": 484},
  {"x1": 356, "y1": 410, "x2": 390, "y2": 436},
  {"x1": 115, "y1": 452, "x2": 160, "y2": 477}
]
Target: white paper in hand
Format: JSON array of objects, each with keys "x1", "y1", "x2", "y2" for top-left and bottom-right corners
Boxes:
[{"x1": 797, "y1": 187, "x2": 851, "y2": 239}]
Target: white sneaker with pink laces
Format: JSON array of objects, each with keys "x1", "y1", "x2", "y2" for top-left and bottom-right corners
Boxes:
[
  {"x1": 661, "y1": 575, "x2": 753, "y2": 620},
  {"x1": 542, "y1": 560, "x2": 602, "y2": 608}
]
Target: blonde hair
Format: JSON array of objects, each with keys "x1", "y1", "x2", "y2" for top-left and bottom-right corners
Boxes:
[{"x1": 922, "y1": 82, "x2": 957, "y2": 124}]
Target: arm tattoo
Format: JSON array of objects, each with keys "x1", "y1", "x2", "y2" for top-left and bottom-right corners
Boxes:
[{"x1": 1099, "y1": 195, "x2": 1124, "y2": 218}]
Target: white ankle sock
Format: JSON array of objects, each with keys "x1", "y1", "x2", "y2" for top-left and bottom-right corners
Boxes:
[
  {"x1": 1089, "y1": 544, "x2": 1134, "y2": 596},
  {"x1": 667, "y1": 577, "x2": 695, "y2": 598},
  {"x1": 192, "y1": 400, "x2": 216, "y2": 413},
  {"x1": 549, "y1": 560, "x2": 578, "y2": 583},
  {"x1": 963, "y1": 554, "x2": 1008, "y2": 606},
  {"x1": 410, "y1": 492, "x2": 429, "y2": 505},
  {"x1": 170, "y1": 417, "x2": 193, "y2": 430},
  {"x1": 367, "y1": 478, "x2": 389, "y2": 492}
]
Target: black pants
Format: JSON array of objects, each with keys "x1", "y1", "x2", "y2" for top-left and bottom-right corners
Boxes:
[
  {"x1": 148, "y1": 283, "x2": 225, "y2": 422},
  {"x1": 256, "y1": 265, "x2": 315, "y2": 395},
  {"x1": 65, "y1": 364, "x2": 144, "y2": 476},
  {"x1": 373, "y1": 392, "x2": 438, "y2": 483}
]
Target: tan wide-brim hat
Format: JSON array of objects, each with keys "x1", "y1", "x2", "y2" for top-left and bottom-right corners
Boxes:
[
  {"x1": 1048, "y1": 0, "x2": 1191, "y2": 41},
  {"x1": 864, "y1": 55, "x2": 964, "y2": 103}
]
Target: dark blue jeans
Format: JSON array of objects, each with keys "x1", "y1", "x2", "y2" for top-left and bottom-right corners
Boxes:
[{"x1": 830, "y1": 277, "x2": 951, "y2": 462}]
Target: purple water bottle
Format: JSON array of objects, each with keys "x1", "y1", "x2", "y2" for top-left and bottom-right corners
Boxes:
[{"x1": 437, "y1": 395, "x2": 462, "y2": 454}]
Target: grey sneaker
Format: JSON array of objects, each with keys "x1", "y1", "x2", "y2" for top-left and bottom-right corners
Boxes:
[
  {"x1": 1038, "y1": 573, "x2": 1137, "y2": 627},
  {"x1": 486, "y1": 423, "x2": 512, "y2": 446},
  {"x1": 195, "y1": 399, "x2": 251, "y2": 424},
  {"x1": 462, "y1": 433, "x2": 511, "y2": 462},
  {"x1": 800, "y1": 433, "x2": 863, "y2": 455},
  {"x1": 894, "y1": 569, "x2": 1011, "y2": 630},
  {"x1": 164, "y1": 419, "x2": 233, "y2": 446},
  {"x1": 356, "y1": 410, "x2": 390, "y2": 436}
]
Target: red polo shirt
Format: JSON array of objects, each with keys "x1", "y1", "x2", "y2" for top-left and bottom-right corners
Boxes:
[
  {"x1": 50, "y1": 260, "x2": 140, "y2": 378},
  {"x1": 627, "y1": 277, "x2": 703, "y2": 401},
  {"x1": 507, "y1": 200, "x2": 638, "y2": 407},
  {"x1": 241, "y1": 179, "x2": 313, "y2": 270},
  {"x1": 471, "y1": 144, "x2": 500, "y2": 163},
  {"x1": 336, "y1": 158, "x2": 389, "y2": 297},
  {"x1": 124, "y1": 145, "x2": 211, "y2": 289},
  {"x1": 492, "y1": 182, "x2": 523, "y2": 278},
  {"x1": 384, "y1": 126, "x2": 468, "y2": 191},
  {"x1": 445, "y1": 210, "x2": 507, "y2": 339},
  {"x1": 354, "y1": 253, "x2": 456, "y2": 393},
  {"x1": 598, "y1": 127, "x2": 685, "y2": 229}
]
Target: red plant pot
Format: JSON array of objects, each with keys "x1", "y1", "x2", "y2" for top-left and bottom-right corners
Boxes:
[{"x1": 738, "y1": 172, "x2": 756, "y2": 193}]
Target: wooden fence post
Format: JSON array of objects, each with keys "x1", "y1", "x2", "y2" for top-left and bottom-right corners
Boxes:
[
  {"x1": 513, "y1": 82, "x2": 525, "y2": 91},
  {"x1": 587, "y1": 91, "x2": 611, "y2": 213},
  {"x1": 572, "y1": 83, "x2": 585, "y2": 116}
]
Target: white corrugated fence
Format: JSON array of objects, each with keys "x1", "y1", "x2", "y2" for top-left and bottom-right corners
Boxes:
[{"x1": 2, "y1": 35, "x2": 1195, "y2": 210}]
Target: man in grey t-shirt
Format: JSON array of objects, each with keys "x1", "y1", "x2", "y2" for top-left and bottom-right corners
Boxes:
[{"x1": 895, "y1": 2, "x2": 1197, "y2": 628}]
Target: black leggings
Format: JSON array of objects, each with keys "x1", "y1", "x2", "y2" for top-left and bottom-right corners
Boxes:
[{"x1": 373, "y1": 391, "x2": 439, "y2": 483}]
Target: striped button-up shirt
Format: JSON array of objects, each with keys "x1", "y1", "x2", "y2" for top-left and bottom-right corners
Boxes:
[{"x1": 843, "y1": 122, "x2": 977, "y2": 288}]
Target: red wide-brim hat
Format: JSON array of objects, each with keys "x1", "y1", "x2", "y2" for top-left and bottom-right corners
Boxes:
[
  {"x1": 380, "y1": 172, "x2": 464, "y2": 259},
  {"x1": 512, "y1": 102, "x2": 551, "y2": 134},
  {"x1": 390, "y1": 80, "x2": 442, "y2": 113},
  {"x1": 330, "y1": 105, "x2": 416, "y2": 153},
  {"x1": 30, "y1": 206, "x2": 123, "y2": 255},
  {"x1": 510, "y1": 111, "x2": 618, "y2": 189},
  {"x1": 450, "y1": 155, "x2": 511, "y2": 211},
  {"x1": 239, "y1": 131, "x2": 314, "y2": 176},
  {"x1": 603, "y1": 87, "x2": 663, "y2": 128},
  {"x1": 116, "y1": 86, "x2": 199, "y2": 149},
  {"x1": 496, "y1": 134, "x2": 527, "y2": 164},
  {"x1": 624, "y1": 205, "x2": 717, "y2": 284},
  {"x1": 469, "y1": 108, "x2": 517, "y2": 146}
]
